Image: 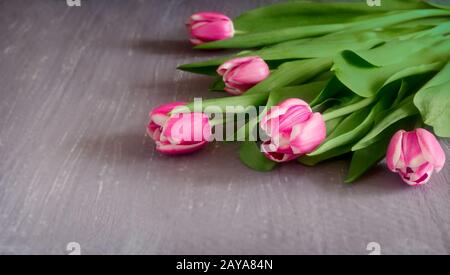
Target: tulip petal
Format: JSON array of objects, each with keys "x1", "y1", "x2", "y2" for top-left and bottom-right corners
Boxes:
[
  {"x1": 261, "y1": 98, "x2": 310, "y2": 134},
  {"x1": 156, "y1": 141, "x2": 208, "y2": 155},
  {"x1": 188, "y1": 12, "x2": 234, "y2": 45},
  {"x1": 261, "y1": 142, "x2": 297, "y2": 163},
  {"x1": 229, "y1": 59, "x2": 270, "y2": 84},
  {"x1": 190, "y1": 12, "x2": 231, "y2": 22},
  {"x1": 163, "y1": 112, "x2": 211, "y2": 145},
  {"x1": 148, "y1": 102, "x2": 211, "y2": 155},
  {"x1": 150, "y1": 102, "x2": 186, "y2": 125},
  {"x1": 386, "y1": 130, "x2": 405, "y2": 172},
  {"x1": 224, "y1": 86, "x2": 245, "y2": 95},
  {"x1": 290, "y1": 113, "x2": 326, "y2": 155},
  {"x1": 191, "y1": 21, "x2": 234, "y2": 42},
  {"x1": 400, "y1": 162, "x2": 434, "y2": 186},
  {"x1": 261, "y1": 98, "x2": 324, "y2": 159},
  {"x1": 217, "y1": 57, "x2": 255, "y2": 75},
  {"x1": 217, "y1": 56, "x2": 270, "y2": 95},
  {"x1": 147, "y1": 122, "x2": 161, "y2": 140},
  {"x1": 415, "y1": 128, "x2": 446, "y2": 172},
  {"x1": 263, "y1": 152, "x2": 297, "y2": 163},
  {"x1": 277, "y1": 105, "x2": 312, "y2": 131},
  {"x1": 278, "y1": 98, "x2": 310, "y2": 111},
  {"x1": 148, "y1": 102, "x2": 187, "y2": 142},
  {"x1": 189, "y1": 38, "x2": 204, "y2": 45},
  {"x1": 402, "y1": 131, "x2": 425, "y2": 168}
]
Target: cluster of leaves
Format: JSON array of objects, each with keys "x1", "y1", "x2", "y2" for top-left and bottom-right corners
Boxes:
[{"x1": 178, "y1": 0, "x2": 450, "y2": 182}]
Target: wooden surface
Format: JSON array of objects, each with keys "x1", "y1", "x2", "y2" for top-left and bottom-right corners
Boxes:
[{"x1": 0, "y1": 0, "x2": 449, "y2": 255}]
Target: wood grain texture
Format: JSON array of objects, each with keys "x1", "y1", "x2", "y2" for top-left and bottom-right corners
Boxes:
[{"x1": 0, "y1": 0, "x2": 449, "y2": 255}]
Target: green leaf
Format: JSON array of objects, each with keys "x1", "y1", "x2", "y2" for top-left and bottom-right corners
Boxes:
[
  {"x1": 311, "y1": 84, "x2": 400, "y2": 156},
  {"x1": 312, "y1": 98, "x2": 345, "y2": 113},
  {"x1": 325, "y1": 116, "x2": 346, "y2": 137},
  {"x1": 344, "y1": 36, "x2": 446, "y2": 67},
  {"x1": 209, "y1": 76, "x2": 226, "y2": 92},
  {"x1": 321, "y1": 96, "x2": 376, "y2": 121},
  {"x1": 246, "y1": 58, "x2": 332, "y2": 95},
  {"x1": 352, "y1": 95, "x2": 419, "y2": 151},
  {"x1": 233, "y1": 0, "x2": 432, "y2": 33},
  {"x1": 345, "y1": 135, "x2": 390, "y2": 183},
  {"x1": 310, "y1": 76, "x2": 352, "y2": 106},
  {"x1": 391, "y1": 73, "x2": 433, "y2": 107},
  {"x1": 393, "y1": 17, "x2": 450, "y2": 29},
  {"x1": 414, "y1": 62, "x2": 450, "y2": 137},
  {"x1": 345, "y1": 116, "x2": 418, "y2": 183},
  {"x1": 239, "y1": 141, "x2": 277, "y2": 171},
  {"x1": 309, "y1": 106, "x2": 373, "y2": 156},
  {"x1": 178, "y1": 24, "x2": 443, "y2": 75},
  {"x1": 333, "y1": 38, "x2": 450, "y2": 97},
  {"x1": 196, "y1": 23, "x2": 342, "y2": 49},
  {"x1": 425, "y1": 1, "x2": 450, "y2": 11},
  {"x1": 298, "y1": 144, "x2": 352, "y2": 166},
  {"x1": 196, "y1": 9, "x2": 450, "y2": 49},
  {"x1": 251, "y1": 31, "x2": 387, "y2": 60},
  {"x1": 177, "y1": 58, "x2": 228, "y2": 75},
  {"x1": 265, "y1": 81, "x2": 327, "y2": 108}
]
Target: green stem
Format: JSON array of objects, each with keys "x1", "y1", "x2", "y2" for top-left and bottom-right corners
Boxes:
[
  {"x1": 234, "y1": 30, "x2": 246, "y2": 35},
  {"x1": 346, "y1": 9, "x2": 450, "y2": 32},
  {"x1": 322, "y1": 97, "x2": 376, "y2": 121},
  {"x1": 413, "y1": 116, "x2": 424, "y2": 129}
]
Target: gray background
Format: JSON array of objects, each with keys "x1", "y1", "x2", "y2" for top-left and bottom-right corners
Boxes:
[{"x1": 0, "y1": 0, "x2": 449, "y2": 255}]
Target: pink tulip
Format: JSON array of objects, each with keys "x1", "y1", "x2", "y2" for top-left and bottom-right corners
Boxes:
[
  {"x1": 187, "y1": 12, "x2": 234, "y2": 45},
  {"x1": 386, "y1": 128, "x2": 445, "y2": 186},
  {"x1": 260, "y1": 98, "x2": 326, "y2": 163},
  {"x1": 147, "y1": 102, "x2": 212, "y2": 155},
  {"x1": 217, "y1": 56, "x2": 270, "y2": 95}
]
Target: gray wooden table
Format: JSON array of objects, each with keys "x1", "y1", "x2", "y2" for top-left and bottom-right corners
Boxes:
[{"x1": 0, "y1": 0, "x2": 449, "y2": 255}]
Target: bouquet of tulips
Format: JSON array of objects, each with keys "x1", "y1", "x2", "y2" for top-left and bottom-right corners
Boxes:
[{"x1": 147, "y1": 0, "x2": 449, "y2": 185}]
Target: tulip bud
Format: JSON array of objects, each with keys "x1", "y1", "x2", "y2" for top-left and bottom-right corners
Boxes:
[
  {"x1": 260, "y1": 98, "x2": 326, "y2": 163},
  {"x1": 187, "y1": 12, "x2": 234, "y2": 45},
  {"x1": 386, "y1": 128, "x2": 445, "y2": 186},
  {"x1": 147, "y1": 102, "x2": 212, "y2": 155},
  {"x1": 217, "y1": 56, "x2": 270, "y2": 95}
]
